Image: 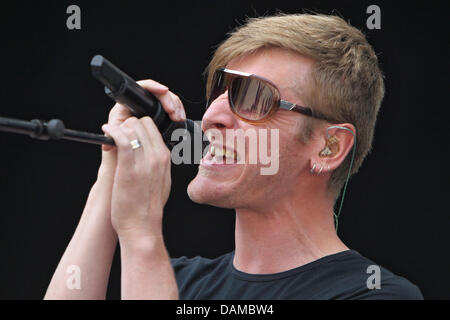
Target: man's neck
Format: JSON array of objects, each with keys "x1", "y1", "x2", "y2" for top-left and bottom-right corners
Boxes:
[{"x1": 233, "y1": 189, "x2": 348, "y2": 274}]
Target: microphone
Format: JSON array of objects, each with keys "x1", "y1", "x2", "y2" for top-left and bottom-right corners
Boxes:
[
  {"x1": 0, "y1": 55, "x2": 207, "y2": 164},
  {"x1": 90, "y1": 55, "x2": 203, "y2": 150}
]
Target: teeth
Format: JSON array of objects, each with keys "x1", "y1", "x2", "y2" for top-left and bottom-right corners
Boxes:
[
  {"x1": 210, "y1": 146, "x2": 237, "y2": 161},
  {"x1": 213, "y1": 147, "x2": 224, "y2": 157}
]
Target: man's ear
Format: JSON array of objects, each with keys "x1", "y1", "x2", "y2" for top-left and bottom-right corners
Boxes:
[{"x1": 309, "y1": 123, "x2": 355, "y2": 174}]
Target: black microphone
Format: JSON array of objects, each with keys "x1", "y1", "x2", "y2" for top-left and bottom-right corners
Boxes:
[{"x1": 90, "y1": 55, "x2": 204, "y2": 150}]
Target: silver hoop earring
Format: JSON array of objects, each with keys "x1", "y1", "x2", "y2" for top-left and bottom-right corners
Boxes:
[
  {"x1": 318, "y1": 165, "x2": 324, "y2": 174},
  {"x1": 310, "y1": 163, "x2": 317, "y2": 174}
]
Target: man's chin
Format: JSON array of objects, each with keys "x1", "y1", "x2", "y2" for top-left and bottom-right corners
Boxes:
[{"x1": 187, "y1": 178, "x2": 237, "y2": 209}]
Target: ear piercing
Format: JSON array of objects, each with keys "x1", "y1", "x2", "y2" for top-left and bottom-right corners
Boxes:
[
  {"x1": 311, "y1": 163, "x2": 329, "y2": 174},
  {"x1": 310, "y1": 162, "x2": 332, "y2": 174}
]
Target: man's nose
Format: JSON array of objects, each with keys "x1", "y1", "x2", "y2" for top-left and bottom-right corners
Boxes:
[{"x1": 202, "y1": 91, "x2": 238, "y2": 132}]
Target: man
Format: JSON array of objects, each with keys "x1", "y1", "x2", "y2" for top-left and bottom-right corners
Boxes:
[{"x1": 45, "y1": 14, "x2": 422, "y2": 299}]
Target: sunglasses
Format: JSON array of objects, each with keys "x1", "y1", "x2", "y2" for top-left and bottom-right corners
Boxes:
[{"x1": 206, "y1": 68, "x2": 336, "y2": 123}]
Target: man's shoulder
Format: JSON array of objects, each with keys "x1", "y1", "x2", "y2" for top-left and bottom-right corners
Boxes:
[
  {"x1": 169, "y1": 250, "x2": 423, "y2": 300},
  {"x1": 170, "y1": 252, "x2": 232, "y2": 276},
  {"x1": 325, "y1": 250, "x2": 423, "y2": 300},
  {"x1": 170, "y1": 252, "x2": 234, "y2": 299}
]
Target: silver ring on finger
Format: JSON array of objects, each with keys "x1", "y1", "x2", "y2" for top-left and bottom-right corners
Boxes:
[{"x1": 130, "y1": 139, "x2": 142, "y2": 150}]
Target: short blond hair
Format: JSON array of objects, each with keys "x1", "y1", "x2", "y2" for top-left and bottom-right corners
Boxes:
[{"x1": 206, "y1": 13, "x2": 385, "y2": 195}]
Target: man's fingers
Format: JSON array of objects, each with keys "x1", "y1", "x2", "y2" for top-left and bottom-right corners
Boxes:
[
  {"x1": 116, "y1": 116, "x2": 171, "y2": 179},
  {"x1": 169, "y1": 91, "x2": 186, "y2": 120},
  {"x1": 101, "y1": 124, "x2": 135, "y2": 169},
  {"x1": 136, "y1": 79, "x2": 169, "y2": 93},
  {"x1": 108, "y1": 104, "x2": 133, "y2": 126},
  {"x1": 140, "y1": 116, "x2": 170, "y2": 155},
  {"x1": 121, "y1": 117, "x2": 153, "y2": 163},
  {"x1": 106, "y1": 80, "x2": 186, "y2": 129},
  {"x1": 137, "y1": 79, "x2": 186, "y2": 122}
]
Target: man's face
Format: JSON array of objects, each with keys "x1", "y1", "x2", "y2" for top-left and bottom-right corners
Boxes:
[{"x1": 187, "y1": 48, "x2": 318, "y2": 210}]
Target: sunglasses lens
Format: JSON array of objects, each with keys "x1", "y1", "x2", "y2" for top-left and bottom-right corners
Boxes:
[
  {"x1": 230, "y1": 77, "x2": 276, "y2": 121},
  {"x1": 207, "y1": 71, "x2": 226, "y2": 108}
]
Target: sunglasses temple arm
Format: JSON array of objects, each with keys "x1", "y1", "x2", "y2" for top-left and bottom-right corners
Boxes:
[
  {"x1": 280, "y1": 101, "x2": 313, "y2": 117},
  {"x1": 280, "y1": 101, "x2": 337, "y2": 123}
]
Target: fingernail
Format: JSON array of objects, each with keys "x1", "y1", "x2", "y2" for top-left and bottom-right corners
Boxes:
[
  {"x1": 169, "y1": 100, "x2": 176, "y2": 112},
  {"x1": 102, "y1": 144, "x2": 113, "y2": 152},
  {"x1": 153, "y1": 82, "x2": 168, "y2": 90},
  {"x1": 177, "y1": 108, "x2": 186, "y2": 121},
  {"x1": 153, "y1": 83, "x2": 169, "y2": 92}
]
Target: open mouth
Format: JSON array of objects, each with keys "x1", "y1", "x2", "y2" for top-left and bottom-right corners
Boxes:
[{"x1": 202, "y1": 145, "x2": 240, "y2": 165}]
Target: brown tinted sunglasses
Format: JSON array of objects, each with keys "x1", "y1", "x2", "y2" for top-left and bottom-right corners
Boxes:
[{"x1": 206, "y1": 68, "x2": 336, "y2": 123}]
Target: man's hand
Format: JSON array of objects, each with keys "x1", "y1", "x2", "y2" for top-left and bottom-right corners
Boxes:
[
  {"x1": 100, "y1": 79, "x2": 184, "y2": 299},
  {"x1": 101, "y1": 79, "x2": 186, "y2": 241},
  {"x1": 99, "y1": 80, "x2": 186, "y2": 181},
  {"x1": 102, "y1": 116, "x2": 170, "y2": 242}
]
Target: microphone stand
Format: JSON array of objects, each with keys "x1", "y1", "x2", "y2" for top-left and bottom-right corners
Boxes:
[
  {"x1": 0, "y1": 55, "x2": 208, "y2": 152},
  {"x1": 0, "y1": 116, "x2": 114, "y2": 146}
]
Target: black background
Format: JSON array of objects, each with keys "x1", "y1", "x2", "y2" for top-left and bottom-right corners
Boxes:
[{"x1": 0, "y1": 0, "x2": 448, "y2": 299}]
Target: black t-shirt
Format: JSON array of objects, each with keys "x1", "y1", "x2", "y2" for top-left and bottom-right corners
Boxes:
[{"x1": 171, "y1": 250, "x2": 423, "y2": 299}]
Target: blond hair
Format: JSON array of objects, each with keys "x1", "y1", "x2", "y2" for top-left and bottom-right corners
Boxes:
[{"x1": 206, "y1": 13, "x2": 385, "y2": 195}]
